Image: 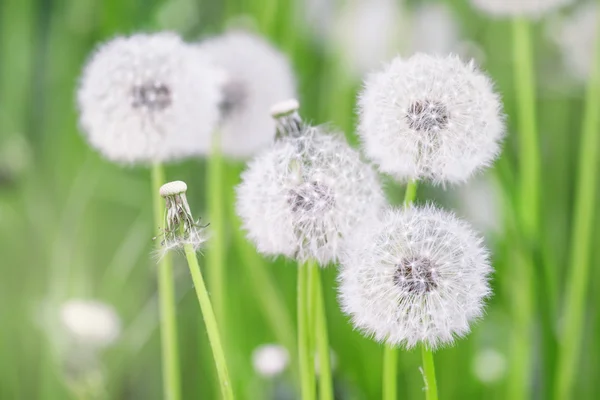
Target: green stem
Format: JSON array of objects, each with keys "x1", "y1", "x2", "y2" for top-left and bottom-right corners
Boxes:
[
  {"x1": 382, "y1": 346, "x2": 398, "y2": 400},
  {"x1": 207, "y1": 133, "x2": 226, "y2": 335},
  {"x1": 421, "y1": 345, "x2": 438, "y2": 400},
  {"x1": 555, "y1": 9, "x2": 600, "y2": 399},
  {"x1": 312, "y1": 264, "x2": 334, "y2": 400},
  {"x1": 382, "y1": 180, "x2": 418, "y2": 399},
  {"x1": 183, "y1": 243, "x2": 234, "y2": 399},
  {"x1": 151, "y1": 164, "x2": 181, "y2": 400},
  {"x1": 298, "y1": 264, "x2": 315, "y2": 400}
]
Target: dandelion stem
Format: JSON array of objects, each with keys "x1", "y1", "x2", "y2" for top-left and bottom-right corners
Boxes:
[
  {"x1": 382, "y1": 180, "x2": 418, "y2": 400},
  {"x1": 183, "y1": 243, "x2": 234, "y2": 399},
  {"x1": 151, "y1": 163, "x2": 181, "y2": 400},
  {"x1": 207, "y1": 132, "x2": 226, "y2": 336},
  {"x1": 298, "y1": 264, "x2": 316, "y2": 400},
  {"x1": 555, "y1": 9, "x2": 600, "y2": 399},
  {"x1": 421, "y1": 345, "x2": 438, "y2": 400},
  {"x1": 311, "y1": 263, "x2": 334, "y2": 400}
]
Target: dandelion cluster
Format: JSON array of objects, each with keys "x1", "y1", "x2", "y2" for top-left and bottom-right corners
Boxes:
[
  {"x1": 198, "y1": 31, "x2": 296, "y2": 158},
  {"x1": 236, "y1": 102, "x2": 385, "y2": 265},
  {"x1": 470, "y1": 0, "x2": 573, "y2": 18},
  {"x1": 158, "y1": 180, "x2": 207, "y2": 255},
  {"x1": 338, "y1": 206, "x2": 492, "y2": 349},
  {"x1": 358, "y1": 53, "x2": 504, "y2": 184}
]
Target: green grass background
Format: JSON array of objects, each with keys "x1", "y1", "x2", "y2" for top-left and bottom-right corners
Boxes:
[{"x1": 0, "y1": 0, "x2": 598, "y2": 398}]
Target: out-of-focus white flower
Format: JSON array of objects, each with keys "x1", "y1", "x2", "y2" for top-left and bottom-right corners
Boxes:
[
  {"x1": 552, "y1": 3, "x2": 599, "y2": 82},
  {"x1": 409, "y1": 4, "x2": 461, "y2": 56},
  {"x1": 60, "y1": 300, "x2": 121, "y2": 349},
  {"x1": 470, "y1": 0, "x2": 573, "y2": 19},
  {"x1": 338, "y1": 205, "x2": 492, "y2": 349},
  {"x1": 453, "y1": 173, "x2": 502, "y2": 235},
  {"x1": 252, "y1": 344, "x2": 289, "y2": 377},
  {"x1": 77, "y1": 32, "x2": 223, "y2": 164},
  {"x1": 236, "y1": 102, "x2": 385, "y2": 265},
  {"x1": 332, "y1": 0, "x2": 407, "y2": 78},
  {"x1": 472, "y1": 348, "x2": 507, "y2": 383},
  {"x1": 358, "y1": 53, "x2": 504, "y2": 185},
  {"x1": 158, "y1": 180, "x2": 207, "y2": 256},
  {"x1": 197, "y1": 31, "x2": 296, "y2": 158},
  {"x1": 297, "y1": 0, "x2": 335, "y2": 40}
]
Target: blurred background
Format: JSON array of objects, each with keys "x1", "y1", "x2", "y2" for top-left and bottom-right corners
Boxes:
[{"x1": 0, "y1": 0, "x2": 598, "y2": 398}]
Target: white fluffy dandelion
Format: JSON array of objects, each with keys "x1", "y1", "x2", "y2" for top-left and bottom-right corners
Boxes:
[
  {"x1": 552, "y1": 3, "x2": 599, "y2": 82},
  {"x1": 358, "y1": 53, "x2": 504, "y2": 184},
  {"x1": 197, "y1": 31, "x2": 296, "y2": 158},
  {"x1": 77, "y1": 32, "x2": 224, "y2": 164},
  {"x1": 60, "y1": 300, "x2": 121, "y2": 349},
  {"x1": 338, "y1": 205, "x2": 492, "y2": 349},
  {"x1": 332, "y1": 0, "x2": 407, "y2": 77},
  {"x1": 158, "y1": 180, "x2": 207, "y2": 255},
  {"x1": 236, "y1": 103, "x2": 385, "y2": 265},
  {"x1": 252, "y1": 344, "x2": 290, "y2": 377},
  {"x1": 470, "y1": 0, "x2": 572, "y2": 19}
]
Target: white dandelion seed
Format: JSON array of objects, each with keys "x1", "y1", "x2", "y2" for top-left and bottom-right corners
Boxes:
[
  {"x1": 197, "y1": 31, "x2": 296, "y2": 158},
  {"x1": 236, "y1": 101, "x2": 385, "y2": 265},
  {"x1": 332, "y1": 0, "x2": 407, "y2": 78},
  {"x1": 252, "y1": 344, "x2": 290, "y2": 377},
  {"x1": 552, "y1": 3, "x2": 599, "y2": 82},
  {"x1": 470, "y1": 0, "x2": 573, "y2": 19},
  {"x1": 60, "y1": 300, "x2": 121, "y2": 349},
  {"x1": 77, "y1": 32, "x2": 224, "y2": 164},
  {"x1": 158, "y1": 180, "x2": 207, "y2": 256},
  {"x1": 358, "y1": 53, "x2": 504, "y2": 185},
  {"x1": 338, "y1": 205, "x2": 492, "y2": 349},
  {"x1": 472, "y1": 348, "x2": 507, "y2": 383}
]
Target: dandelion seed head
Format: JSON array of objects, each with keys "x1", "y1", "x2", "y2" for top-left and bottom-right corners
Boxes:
[
  {"x1": 252, "y1": 344, "x2": 289, "y2": 377},
  {"x1": 338, "y1": 205, "x2": 492, "y2": 349},
  {"x1": 60, "y1": 300, "x2": 121, "y2": 349},
  {"x1": 470, "y1": 0, "x2": 573, "y2": 19},
  {"x1": 236, "y1": 126, "x2": 385, "y2": 265},
  {"x1": 198, "y1": 31, "x2": 296, "y2": 158},
  {"x1": 77, "y1": 32, "x2": 224, "y2": 164},
  {"x1": 553, "y1": 3, "x2": 599, "y2": 82},
  {"x1": 358, "y1": 53, "x2": 504, "y2": 184}
]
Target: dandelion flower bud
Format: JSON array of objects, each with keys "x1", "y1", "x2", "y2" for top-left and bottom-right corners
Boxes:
[
  {"x1": 159, "y1": 180, "x2": 207, "y2": 255},
  {"x1": 470, "y1": 0, "x2": 572, "y2": 19},
  {"x1": 252, "y1": 344, "x2": 289, "y2": 377},
  {"x1": 60, "y1": 300, "x2": 121, "y2": 349},
  {"x1": 553, "y1": 3, "x2": 599, "y2": 82},
  {"x1": 236, "y1": 116, "x2": 385, "y2": 265},
  {"x1": 338, "y1": 205, "x2": 492, "y2": 349},
  {"x1": 77, "y1": 32, "x2": 224, "y2": 164},
  {"x1": 358, "y1": 53, "x2": 504, "y2": 184},
  {"x1": 198, "y1": 31, "x2": 296, "y2": 158}
]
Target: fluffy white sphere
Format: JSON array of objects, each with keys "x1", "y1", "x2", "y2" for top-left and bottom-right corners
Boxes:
[
  {"x1": 553, "y1": 3, "x2": 598, "y2": 82},
  {"x1": 77, "y1": 32, "x2": 224, "y2": 164},
  {"x1": 338, "y1": 205, "x2": 492, "y2": 349},
  {"x1": 60, "y1": 300, "x2": 121, "y2": 348},
  {"x1": 358, "y1": 53, "x2": 504, "y2": 184},
  {"x1": 470, "y1": 0, "x2": 572, "y2": 18},
  {"x1": 472, "y1": 348, "x2": 507, "y2": 383},
  {"x1": 197, "y1": 31, "x2": 296, "y2": 158},
  {"x1": 409, "y1": 4, "x2": 461, "y2": 56},
  {"x1": 236, "y1": 127, "x2": 385, "y2": 265},
  {"x1": 252, "y1": 344, "x2": 289, "y2": 377}
]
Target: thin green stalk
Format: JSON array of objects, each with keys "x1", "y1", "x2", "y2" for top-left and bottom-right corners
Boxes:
[
  {"x1": 555, "y1": 10, "x2": 600, "y2": 399},
  {"x1": 298, "y1": 264, "x2": 316, "y2": 400},
  {"x1": 151, "y1": 164, "x2": 181, "y2": 400},
  {"x1": 512, "y1": 18, "x2": 558, "y2": 307},
  {"x1": 183, "y1": 243, "x2": 234, "y2": 400},
  {"x1": 382, "y1": 346, "x2": 398, "y2": 400},
  {"x1": 311, "y1": 264, "x2": 333, "y2": 400},
  {"x1": 382, "y1": 180, "x2": 418, "y2": 399},
  {"x1": 207, "y1": 133, "x2": 226, "y2": 334},
  {"x1": 421, "y1": 345, "x2": 438, "y2": 400}
]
